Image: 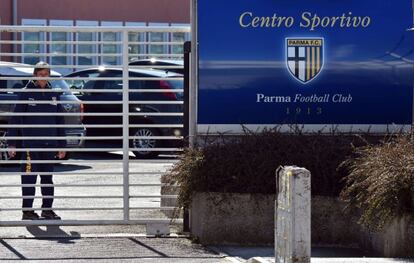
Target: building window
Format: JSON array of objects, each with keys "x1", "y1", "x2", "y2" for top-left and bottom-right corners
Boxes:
[
  {"x1": 171, "y1": 32, "x2": 185, "y2": 55},
  {"x1": 170, "y1": 24, "x2": 190, "y2": 56},
  {"x1": 148, "y1": 23, "x2": 168, "y2": 57},
  {"x1": 101, "y1": 21, "x2": 122, "y2": 65},
  {"x1": 49, "y1": 20, "x2": 73, "y2": 75},
  {"x1": 76, "y1": 21, "x2": 98, "y2": 67},
  {"x1": 126, "y1": 22, "x2": 146, "y2": 62},
  {"x1": 21, "y1": 19, "x2": 46, "y2": 65}
]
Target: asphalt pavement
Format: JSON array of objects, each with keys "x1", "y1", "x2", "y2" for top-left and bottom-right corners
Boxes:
[
  {"x1": 1, "y1": 151, "x2": 414, "y2": 263},
  {"x1": 0, "y1": 150, "x2": 179, "y2": 224},
  {"x1": 1, "y1": 238, "x2": 414, "y2": 263},
  {"x1": 0, "y1": 150, "x2": 227, "y2": 262},
  {"x1": 0, "y1": 237, "x2": 225, "y2": 262}
]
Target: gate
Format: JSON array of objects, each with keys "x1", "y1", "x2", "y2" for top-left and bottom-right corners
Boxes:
[{"x1": 0, "y1": 25, "x2": 190, "y2": 232}]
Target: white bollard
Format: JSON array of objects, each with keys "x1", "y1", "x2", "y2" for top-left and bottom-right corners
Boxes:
[{"x1": 275, "y1": 166, "x2": 311, "y2": 263}]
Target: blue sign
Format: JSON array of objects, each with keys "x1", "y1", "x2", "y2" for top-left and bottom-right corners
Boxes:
[{"x1": 196, "y1": 0, "x2": 414, "y2": 133}]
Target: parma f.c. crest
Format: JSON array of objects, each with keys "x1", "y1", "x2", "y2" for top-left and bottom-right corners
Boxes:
[{"x1": 286, "y1": 38, "x2": 324, "y2": 83}]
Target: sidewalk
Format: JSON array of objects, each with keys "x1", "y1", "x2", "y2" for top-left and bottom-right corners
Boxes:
[
  {"x1": 0, "y1": 226, "x2": 413, "y2": 263},
  {"x1": 211, "y1": 246, "x2": 414, "y2": 263},
  {"x1": 0, "y1": 225, "x2": 225, "y2": 262},
  {"x1": 2, "y1": 237, "x2": 414, "y2": 263},
  {"x1": 0, "y1": 236, "x2": 224, "y2": 263}
]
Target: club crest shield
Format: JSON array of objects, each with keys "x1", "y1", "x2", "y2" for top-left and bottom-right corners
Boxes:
[{"x1": 286, "y1": 38, "x2": 324, "y2": 83}]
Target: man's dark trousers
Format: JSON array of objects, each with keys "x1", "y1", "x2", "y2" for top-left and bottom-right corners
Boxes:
[{"x1": 21, "y1": 151, "x2": 56, "y2": 209}]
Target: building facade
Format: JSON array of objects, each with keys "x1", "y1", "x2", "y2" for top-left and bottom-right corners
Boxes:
[{"x1": 0, "y1": 0, "x2": 191, "y2": 72}]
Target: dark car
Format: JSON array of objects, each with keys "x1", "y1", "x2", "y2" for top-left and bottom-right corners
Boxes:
[
  {"x1": 129, "y1": 59, "x2": 184, "y2": 75},
  {"x1": 0, "y1": 62, "x2": 86, "y2": 161},
  {"x1": 65, "y1": 67, "x2": 183, "y2": 158}
]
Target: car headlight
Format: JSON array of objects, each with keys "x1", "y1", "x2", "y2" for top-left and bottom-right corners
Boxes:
[{"x1": 173, "y1": 129, "x2": 182, "y2": 137}]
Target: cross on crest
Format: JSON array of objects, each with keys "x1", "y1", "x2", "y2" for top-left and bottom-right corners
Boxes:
[{"x1": 286, "y1": 38, "x2": 324, "y2": 83}]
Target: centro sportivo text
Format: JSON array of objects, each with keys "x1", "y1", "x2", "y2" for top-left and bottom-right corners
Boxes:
[{"x1": 239, "y1": 11, "x2": 371, "y2": 31}]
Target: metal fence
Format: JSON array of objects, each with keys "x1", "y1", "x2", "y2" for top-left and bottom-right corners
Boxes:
[{"x1": 0, "y1": 26, "x2": 189, "y2": 231}]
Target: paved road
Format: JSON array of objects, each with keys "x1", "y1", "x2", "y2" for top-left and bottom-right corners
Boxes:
[
  {"x1": 0, "y1": 237, "x2": 225, "y2": 263},
  {"x1": 2, "y1": 152, "x2": 414, "y2": 263},
  {"x1": 2, "y1": 239, "x2": 414, "y2": 263},
  {"x1": 0, "y1": 150, "x2": 180, "y2": 235}
]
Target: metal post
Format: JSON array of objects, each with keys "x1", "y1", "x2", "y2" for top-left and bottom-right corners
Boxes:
[
  {"x1": 189, "y1": 0, "x2": 198, "y2": 148},
  {"x1": 183, "y1": 41, "x2": 191, "y2": 232},
  {"x1": 12, "y1": 0, "x2": 18, "y2": 62},
  {"x1": 412, "y1": 83, "x2": 414, "y2": 133},
  {"x1": 122, "y1": 29, "x2": 130, "y2": 221},
  {"x1": 183, "y1": 41, "x2": 191, "y2": 146},
  {"x1": 275, "y1": 166, "x2": 311, "y2": 263}
]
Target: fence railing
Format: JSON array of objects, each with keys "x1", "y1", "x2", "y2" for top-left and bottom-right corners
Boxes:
[{"x1": 0, "y1": 26, "x2": 189, "y2": 231}]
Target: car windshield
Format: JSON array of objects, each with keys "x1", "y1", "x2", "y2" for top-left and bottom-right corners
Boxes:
[
  {"x1": 49, "y1": 78, "x2": 73, "y2": 95},
  {"x1": 50, "y1": 79, "x2": 70, "y2": 90}
]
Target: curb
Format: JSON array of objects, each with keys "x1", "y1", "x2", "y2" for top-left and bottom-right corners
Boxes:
[
  {"x1": 225, "y1": 257, "x2": 245, "y2": 263},
  {"x1": 207, "y1": 246, "x2": 245, "y2": 263},
  {"x1": 247, "y1": 257, "x2": 272, "y2": 263}
]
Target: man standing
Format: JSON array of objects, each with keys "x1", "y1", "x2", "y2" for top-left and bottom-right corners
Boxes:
[{"x1": 8, "y1": 62, "x2": 66, "y2": 220}]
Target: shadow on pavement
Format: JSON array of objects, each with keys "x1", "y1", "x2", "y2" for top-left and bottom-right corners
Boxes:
[
  {"x1": 212, "y1": 246, "x2": 378, "y2": 260},
  {"x1": 0, "y1": 239, "x2": 27, "y2": 260},
  {"x1": 312, "y1": 246, "x2": 376, "y2": 257},
  {"x1": 129, "y1": 237, "x2": 169, "y2": 257},
  {"x1": 0, "y1": 237, "x2": 223, "y2": 262},
  {"x1": 54, "y1": 164, "x2": 92, "y2": 172},
  {"x1": 0, "y1": 163, "x2": 92, "y2": 173},
  {"x1": 26, "y1": 226, "x2": 81, "y2": 244}
]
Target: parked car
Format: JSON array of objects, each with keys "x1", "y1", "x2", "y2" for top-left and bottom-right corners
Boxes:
[
  {"x1": 0, "y1": 61, "x2": 86, "y2": 162},
  {"x1": 129, "y1": 59, "x2": 184, "y2": 75},
  {"x1": 65, "y1": 67, "x2": 183, "y2": 158}
]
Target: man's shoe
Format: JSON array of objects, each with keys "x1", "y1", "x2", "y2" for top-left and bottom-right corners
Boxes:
[
  {"x1": 41, "y1": 210, "x2": 61, "y2": 220},
  {"x1": 22, "y1": 211, "x2": 40, "y2": 220}
]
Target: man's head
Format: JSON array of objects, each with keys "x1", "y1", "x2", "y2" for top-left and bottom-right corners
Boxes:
[{"x1": 33, "y1": 61, "x2": 51, "y2": 88}]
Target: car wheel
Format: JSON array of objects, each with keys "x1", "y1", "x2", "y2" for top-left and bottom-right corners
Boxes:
[{"x1": 131, "y1": 128, "x2": 160, "y2": 159}]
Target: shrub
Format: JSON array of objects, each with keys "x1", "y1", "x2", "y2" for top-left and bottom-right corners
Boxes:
[
  {"x1": 340, "y1": 135, "x2": 414, "y2": 230},
  {"x1": 164, "y1": 128, "x2": 379, "y2": 209}
]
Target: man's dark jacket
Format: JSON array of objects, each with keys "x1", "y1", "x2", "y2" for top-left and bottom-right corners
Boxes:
[{"x1": 8, "y1": 81, "x2": 66, "y2": 148}]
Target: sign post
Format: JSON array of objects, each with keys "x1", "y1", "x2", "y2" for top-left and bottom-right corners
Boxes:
[{"x1": 275, "y1": 166, "x2": 311, "y2": 263}]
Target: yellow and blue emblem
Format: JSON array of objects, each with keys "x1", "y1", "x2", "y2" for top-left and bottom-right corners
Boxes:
[{"x1": 286, "y1": 38, "x2": 324, "y2": 84}]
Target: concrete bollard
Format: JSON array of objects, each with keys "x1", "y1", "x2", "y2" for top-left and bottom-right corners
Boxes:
[{"x1": 275, "y1": 166, "x2": 311, "y2": 263}]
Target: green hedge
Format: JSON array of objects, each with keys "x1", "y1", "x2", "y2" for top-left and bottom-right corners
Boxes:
[{"x1": 164, "y1": 129, "x2": 381, "y2": 208}]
